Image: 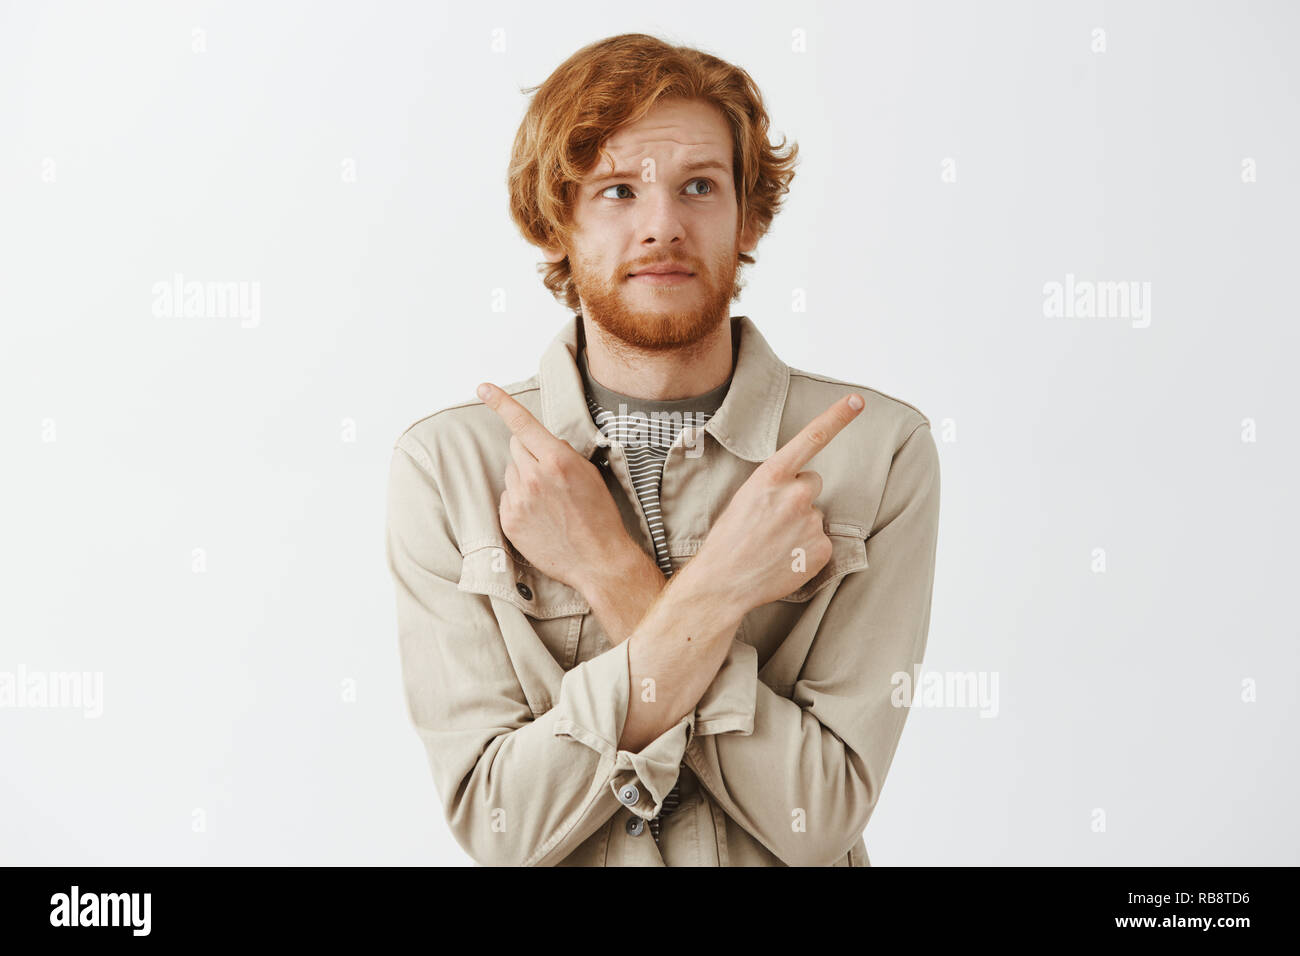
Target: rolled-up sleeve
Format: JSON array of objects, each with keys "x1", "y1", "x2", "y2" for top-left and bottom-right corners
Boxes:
[
  {"x1": 386, "y1": 437, "x2": 691, "y2": 865},
  {"x1": 684, "y1": 421, "x2": 941, "y2": 866},
  {"x1": 552, "y1": 638, "x2": 694, "y2": 820}
]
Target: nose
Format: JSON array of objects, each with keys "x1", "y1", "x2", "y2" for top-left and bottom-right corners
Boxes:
[{"x1": 637, "y1": 186, "x2": 686, "y2": 248}]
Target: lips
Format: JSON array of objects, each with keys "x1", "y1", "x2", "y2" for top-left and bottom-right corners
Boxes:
[{"x1": 629, "y1": 264, "x2": 694, "y2": 276}]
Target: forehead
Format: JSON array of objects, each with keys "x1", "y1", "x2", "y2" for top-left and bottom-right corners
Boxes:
[{"x1": 587, "y1": 98, "x2": 733, "y2": 176}]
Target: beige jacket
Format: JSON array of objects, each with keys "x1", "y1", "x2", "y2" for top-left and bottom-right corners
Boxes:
[{"x1": 385, "y1": 315, "x2": 940, "y2": 866}]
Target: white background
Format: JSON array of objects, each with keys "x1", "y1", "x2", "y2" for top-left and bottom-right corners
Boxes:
[{"x1": 2, "y1": 0, "x2": 1297, "y2": 865}]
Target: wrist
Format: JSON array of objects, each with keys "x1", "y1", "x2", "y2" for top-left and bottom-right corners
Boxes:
[{"x1": 670, "y1": 548, "x2": 751, "y2": 627}]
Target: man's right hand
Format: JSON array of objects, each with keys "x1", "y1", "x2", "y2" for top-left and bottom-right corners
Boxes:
[{"x1": 680, "y1": 393, "x2": 865, "y2": 618}]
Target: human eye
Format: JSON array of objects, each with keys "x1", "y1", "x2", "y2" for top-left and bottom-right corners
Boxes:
[
  {"x1": 599, "y1": 183, "x2": 635, "y2": 200},
  {"x1": 684, "y1": 178, "x2": 715, "y2": 196}
]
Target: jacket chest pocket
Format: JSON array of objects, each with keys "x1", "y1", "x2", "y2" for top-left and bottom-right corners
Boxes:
[
  {"x1": 456, "y1": 539, "x2": 589, "y2": 670},
  {"x1": 776, "y1": 523, "x2": 869, "y2": 603}
]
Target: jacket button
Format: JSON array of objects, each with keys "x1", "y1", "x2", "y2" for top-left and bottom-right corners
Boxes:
[
  {"x1": 617, "y1": 783, "x2": 640, "y2": 806},
  {"x1": 625, "y1": 816, "x2": 645, "y2": 837},
  {"x1": 515, "y1": 582, "x2": 533, "y2": 601}
]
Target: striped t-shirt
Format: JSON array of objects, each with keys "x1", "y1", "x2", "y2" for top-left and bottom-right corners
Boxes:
[{"x1": 578, "y1": 347, "x2": 732, "y2": 844}]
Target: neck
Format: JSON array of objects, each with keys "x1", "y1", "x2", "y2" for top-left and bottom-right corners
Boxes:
[{"x1": 580, "y1": 315, "x2": 735, "y2": 401}]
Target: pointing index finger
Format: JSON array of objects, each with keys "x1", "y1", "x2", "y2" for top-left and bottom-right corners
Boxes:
[
  {"x1": 477, "y1": 382, "x2": 562, "y2": 458},
  {"x1": 764, "y1": 394, "x2": 864, "y2": 478}
]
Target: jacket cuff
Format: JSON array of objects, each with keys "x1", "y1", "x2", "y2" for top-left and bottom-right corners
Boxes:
[
  {"x1": 693, "y1": 638, "x2": 758, "y2": 737},
  {"x1": 552, "y1": 638, "x2": 691, "y2": 820}
]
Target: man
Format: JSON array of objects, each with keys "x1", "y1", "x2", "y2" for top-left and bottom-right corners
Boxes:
[{"x1": 385, "y1": 34, "x2": 941, "y2": 866}]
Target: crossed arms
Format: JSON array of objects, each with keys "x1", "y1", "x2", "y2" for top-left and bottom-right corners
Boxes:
[{"x1": 386, "y1": 384, "x2": 940, "y2": 865}]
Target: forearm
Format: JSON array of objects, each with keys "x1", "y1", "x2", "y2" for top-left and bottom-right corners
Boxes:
[
  {"x1": 618, "y1": 559, "x2": 746, "y2": 753},
  {"x1": 579, "y1": 539, "x2": 668, "y2": 646}
]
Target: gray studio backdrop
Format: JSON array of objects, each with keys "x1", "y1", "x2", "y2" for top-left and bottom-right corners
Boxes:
[{"x1": 2, "y1": 0, "x2": 1297, "y2": 865}]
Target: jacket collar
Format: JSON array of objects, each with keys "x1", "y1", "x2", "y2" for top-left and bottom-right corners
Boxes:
[{"x1": 537, "y1": 314, "x2": 791, "y2": 464}]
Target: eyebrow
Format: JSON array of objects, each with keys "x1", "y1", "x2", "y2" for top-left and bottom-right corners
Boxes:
[{"x1": 587, "y1": 159, "x2": 731, "y2": 185}]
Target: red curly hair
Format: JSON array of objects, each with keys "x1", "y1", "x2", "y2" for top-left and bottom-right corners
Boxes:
[{"x1": 506, "y1": 33, "x2": 799, "y2": 314}]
